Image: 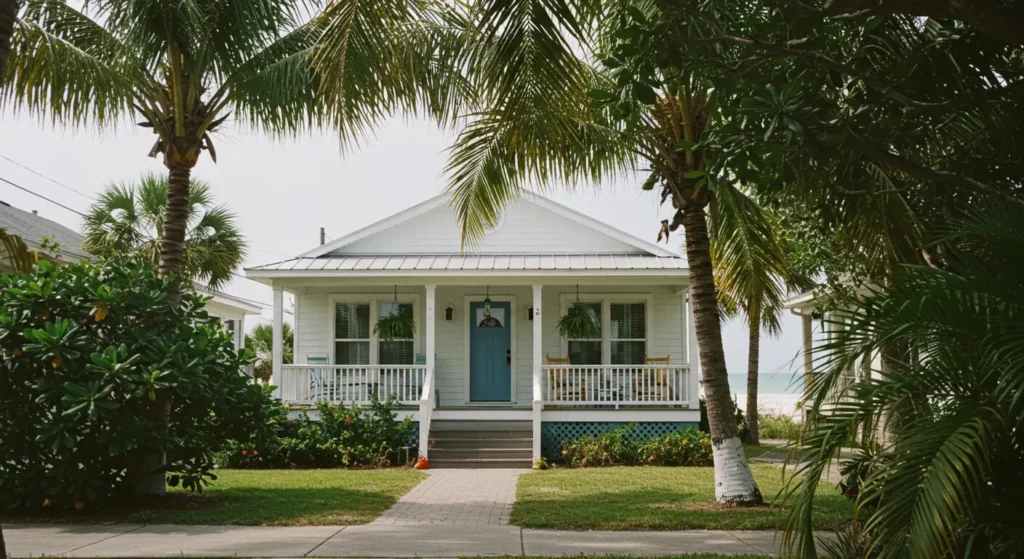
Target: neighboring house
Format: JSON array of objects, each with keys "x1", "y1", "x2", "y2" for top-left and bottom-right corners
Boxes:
[
  {"x1": 193, "y1": 283, "x2": 263, "y2": 350},
  {"x1": 245, "y1": 193, "x2": 700, "y2": 467},
  {"x1": 0, "y1": 200, "x2": 91, "y2": 271},
  {"x1": 784, "y1": 288, "x2": 880, "y2": 415},
  {"x1": 0, "y1": 200, "x2": 259, "y2": 350}
]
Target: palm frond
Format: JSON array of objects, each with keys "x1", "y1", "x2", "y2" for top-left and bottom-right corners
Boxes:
[
  {"x1": 3, "y1": 0, "x2": 142, "y2": 128},
  {"x1": 0, "y1": 228, "x2": 38, "y2": 273}
]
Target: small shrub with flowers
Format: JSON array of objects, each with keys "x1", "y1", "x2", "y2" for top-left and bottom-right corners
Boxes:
[
  {"x1": 560, "y1": 424, "x2": 712, "y2": 467},
  {"x1": 218, "y1": 396, "x2": 416, "y2": 469}
]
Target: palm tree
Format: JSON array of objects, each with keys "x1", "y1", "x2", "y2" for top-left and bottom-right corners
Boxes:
[
  {"x1": 784, "y1": 202, "x2": 1024, "y2": 558},
  {"x1": 0, "y1": 0, "x2": 15, "y2": 85},
  {"x1": 709, "y1": 187, "x2": 789, "y2": 445},
  {"x1": 83, "y1": 174, "x2": 246, "y2": 290},
  {"x1": 246, "y1": 322, "x2": 293, "y2": 383},
  {"x1": 4, "y1": 0, "x2": 461, "y2": 496},
  {"x1": 433, "y1": 1, "x2": 761, "y2": 503}
]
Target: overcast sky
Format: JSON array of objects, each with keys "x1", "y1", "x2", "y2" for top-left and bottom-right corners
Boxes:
[{"x1": 0, "y1": 109, "x2": 807, "y2": 377}]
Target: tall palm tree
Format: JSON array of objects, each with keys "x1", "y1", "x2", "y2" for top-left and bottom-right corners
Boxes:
[
  {"x1": 83, "y1": 174, "x2": 246, "y2": 290},
  {"x1": 710, "y1": 187, "x2": 789, "y2": 445},
  {"x1": 434, "y1": 1, "x2": 761, "y2": 503},
  {"x1": 0, "y1": 0, "x2": 15, "y2": 84},
  {"x1": 4, "y1": 0, "x2": 462, "y2": 496}
]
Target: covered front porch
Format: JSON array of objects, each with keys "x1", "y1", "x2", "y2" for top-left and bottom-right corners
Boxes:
[{"x1": 256, "y1": 277, "x2": 699, "y2": 460}]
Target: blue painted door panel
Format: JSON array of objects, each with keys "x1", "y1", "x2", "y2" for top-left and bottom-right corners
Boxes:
[{"x1": 469, "y1": 301, "x2": 512, "y2": 401}]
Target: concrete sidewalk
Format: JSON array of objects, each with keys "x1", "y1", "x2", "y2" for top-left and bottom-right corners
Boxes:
[{"x1": 5, "y1": 523, "x2": 805, "y2": 557}]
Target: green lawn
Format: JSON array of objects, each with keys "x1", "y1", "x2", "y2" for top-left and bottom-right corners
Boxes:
[
  {"x1": 512, "y1": 463, "x2": 850, "y2": 531},
  {"x1": 8, "y1": 469, "x2": 426, "y2": 526}
]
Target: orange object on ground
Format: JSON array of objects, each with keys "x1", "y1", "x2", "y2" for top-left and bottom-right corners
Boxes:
[{"x1": 414, "y1": 456, "x2": 430, "y2": 470}]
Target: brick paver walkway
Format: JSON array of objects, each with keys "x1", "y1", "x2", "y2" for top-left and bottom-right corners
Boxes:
[{"x1": 373, "y1": 469, "x2": 527, "y2": 526}]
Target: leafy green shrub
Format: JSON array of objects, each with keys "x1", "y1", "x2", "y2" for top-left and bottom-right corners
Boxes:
[
  {"x1": 219, "y1": 396, "x2": 416, "y2": 469},
  {"x1": 560, "y1": 424, "x2": 712, "y2": 467},
  {"x1": 698, "y1": 395, "x2": 747, "y2": 439},
  {"x1": 758, "y1": 412, "x2": 802, "y2": 441},
  {"x1": 0, "y1": 257, "x2": 280, "y2": 511}
]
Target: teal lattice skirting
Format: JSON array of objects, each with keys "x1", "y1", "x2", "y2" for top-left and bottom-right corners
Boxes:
[{"x1": 541, "y1": 421, "x2": 700, "y2": 461}]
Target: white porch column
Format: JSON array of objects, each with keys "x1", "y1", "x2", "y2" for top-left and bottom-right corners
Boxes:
[
  {"x1": 686, "y1": 288, "x2": 700, "y2": 409},
  {"x1": 272, "y1": 285, "x2": 284, "y2": 398},
  {"x1": 532, "y1": 284, "x2": 543, "y2": 462},
  {"x1": 421, "y1": 285, "x2": 437, "y2": 458},
  {"x1": 801, "y1": 312, "x2": 814, "y2": 420},
  {"x1": 425, "y1": 285, "x2": 436, "y2": 375}
]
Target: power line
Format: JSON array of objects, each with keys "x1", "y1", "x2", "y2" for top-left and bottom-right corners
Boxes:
[
  {"x1": 0, "y1": 176, "x2": 87, "y2": 217},
  {"x1": 0, "y1": 154, "x2": 96, "y2": 201}
]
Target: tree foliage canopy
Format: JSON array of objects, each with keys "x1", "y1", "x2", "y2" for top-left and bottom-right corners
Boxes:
[{"x1": 0, "y1": 257, "x2": 280, "y2": 510}]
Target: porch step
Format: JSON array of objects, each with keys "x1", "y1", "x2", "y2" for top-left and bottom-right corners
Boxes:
[
  {"x1": 430, "y1": 448, "x2": 533, "y2": 460},
  {"x1": 429, "y1": 458, "x2": 534, "y2": 469},
  {"x1": 429, "y1": 437, "x2": 533, "y2": 449},
  {"x1": 431, "y1": 420, "x2": 532, "y2": 432},
  {"x1": 427, "y1": 420, "x2": 533, "y2": 469}
]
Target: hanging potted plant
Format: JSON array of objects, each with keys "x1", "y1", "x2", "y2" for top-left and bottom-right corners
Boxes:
[
  {"x1": 374, "y1": 287, "x2": 417, "y2": 341},
  {"x1": 556, "y1": 286, "x2": 600, "y2": 339}
]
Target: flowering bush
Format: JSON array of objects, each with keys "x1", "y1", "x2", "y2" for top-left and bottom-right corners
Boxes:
[
  {"x1": 560, "y1": 424, "x2": 712, "y2": 467},
  {"x1": 218, "y1": 396, "x2": 416, "y2": 469},
  {"x1": 0, "y1": 257, "x2": 280, "y2": 511}
]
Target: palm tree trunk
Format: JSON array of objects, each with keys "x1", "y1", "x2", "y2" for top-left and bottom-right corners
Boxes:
[
  {"x1": 0, "y1": 0, "x2": 17, "y2": 86},
  {"x1": 743, "y1": 305, "x2": 761, "y2": 445},
  {"x1": 681, "y1": 203, "x2": 763, "y2": 505},
  {"x1": 159, "y1": 166, "x2": 191, "y2": 282},
  {"x1": 130, "y1": 166, "x2": 190, "y2": 498}
]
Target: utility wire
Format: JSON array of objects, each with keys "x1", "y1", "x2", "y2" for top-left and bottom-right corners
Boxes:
[
  {"x1": 1, "y1": 176, "x2": 87, "y2": 216},
  {"x1": 0, "y1": 154, "x2": 96, "y2": 201},
  {"x1": 2, "y1": 174, "x2": 292, "y2": 312}
]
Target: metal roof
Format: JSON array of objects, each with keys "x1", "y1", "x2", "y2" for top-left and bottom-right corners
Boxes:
[{"x1": 246, "y1": 254, "x2": 688, "y2": 276}]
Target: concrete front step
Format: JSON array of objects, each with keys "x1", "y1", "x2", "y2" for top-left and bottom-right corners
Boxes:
[
  {"x1": 430, "y1": 437, "x2": 533, "y2": 449},
  {"x1": 430, "y1": 420, "x2": 532, "y2": 432},
  {"x1": 430, "y1": 457, "x2": 533, "y2": 469},
  {"x1": 428, "y1": 430, "x2": 532, "y2": 440},
  {"x1": 430, "y1": 448, "x2": 532, "y2": 460}
]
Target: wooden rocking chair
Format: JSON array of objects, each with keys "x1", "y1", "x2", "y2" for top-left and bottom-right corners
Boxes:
[
  {"x1": 637, "y1": 355, "x2": 673, "y2": 402},
  {"x1": 546, "y1": 355, "x2": 584, "y2": 402}
]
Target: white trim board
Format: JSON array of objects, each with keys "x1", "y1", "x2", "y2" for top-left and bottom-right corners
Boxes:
[{"x1": 542, "y1": 409, "x2": 700, "y2": 422}]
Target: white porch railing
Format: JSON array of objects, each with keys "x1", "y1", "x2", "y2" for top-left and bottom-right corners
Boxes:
[
  {"x1": 280, "y1": 364, "x2": 427, "y2": 405},
  {"x1": 542, "y1": 364, "x2": 690, "y2": 406}
]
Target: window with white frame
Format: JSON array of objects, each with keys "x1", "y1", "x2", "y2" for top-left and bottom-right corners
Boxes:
[
  {"x1": 610, "y1": 302, "x2": 646, "y2": 365},
  {"x1": 566, "y1": 301, "x2": 602, "y2": 365},
  {"x1": 378, "y1": 301, "x2": 415, "y2": 365},
  {"x1": 334, "y1": 302, "x2": 370, "y2": 364}
]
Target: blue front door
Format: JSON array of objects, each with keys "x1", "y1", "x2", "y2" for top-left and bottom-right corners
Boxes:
[{"x1": 469, "y1": 301, "x2": 512, "y2": 402}]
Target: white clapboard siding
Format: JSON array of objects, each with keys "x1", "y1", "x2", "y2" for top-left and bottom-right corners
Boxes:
[{"x1": 333, "y1": 198, "x2": 642, "y2": 256}]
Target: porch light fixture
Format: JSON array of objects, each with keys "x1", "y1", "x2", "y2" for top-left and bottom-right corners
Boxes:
[
  {"x1": 478, "y1": 286, "x2": 502, "y2": 328},
  {"x1": 445, "y1": 305, "x2": 455, "y2": 321},
  {"x1": 528, "y1": 307, "x2": 534, "y2": 321}
]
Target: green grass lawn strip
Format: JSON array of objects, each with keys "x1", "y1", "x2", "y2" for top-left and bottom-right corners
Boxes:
[{"x1": 512, "y1": 463, "x2": 850, "y2": 531}]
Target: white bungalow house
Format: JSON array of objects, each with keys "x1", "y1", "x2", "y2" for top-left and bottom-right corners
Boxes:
[{"x1": 245, "y1": 193, "x2": 700, "y2": 467}]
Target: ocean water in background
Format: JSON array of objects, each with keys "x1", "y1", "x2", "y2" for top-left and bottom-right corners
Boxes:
[{"x1": 726, "y1": 371, "x2": 803, "y2": 420}]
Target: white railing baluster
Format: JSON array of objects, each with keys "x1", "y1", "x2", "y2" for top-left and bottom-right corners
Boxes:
[{"x1": 537, "y1": 365, "x2": 690, "y2": 407}]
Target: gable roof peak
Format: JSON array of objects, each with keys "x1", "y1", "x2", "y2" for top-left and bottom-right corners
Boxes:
[{"x1": 301, "y1": 190, "x2": 677, "y2": 258}]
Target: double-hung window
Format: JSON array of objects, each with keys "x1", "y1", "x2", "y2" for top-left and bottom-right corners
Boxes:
[
  {"x1": 378, "y1": 301, "x2": 414, "y2": 365},
  {"x1": 333, "y1": 298, "x2": 418, "y2": 365},
  {"x1": 566, "y1": 302, "x2": 602, "y2": 365},
  {"x1": 610, "y1": 302, "x2": 646, "y2": 365},
  {"x1": 334, "y1": 302, "x2": 371, "y2": 365},
  {"x1": 561, "y1": 297, "x2": 648, "y2": 365}
]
